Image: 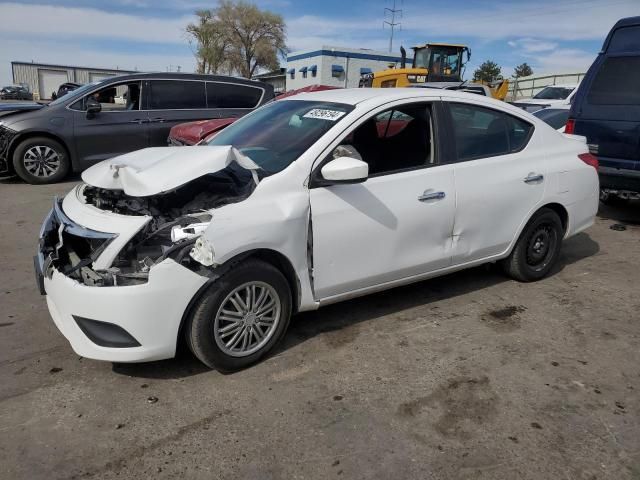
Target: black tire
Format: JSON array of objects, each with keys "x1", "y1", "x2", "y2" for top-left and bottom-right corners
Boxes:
[
  {"x1": 185, "y1": 259, "x2": 292, "y2": 372},
  {"x1": 600, "y1": 191, "x2": 629, "y2": 207},
  {"x1": 12, "y1": 136, "x2": 70, "y2": 184},
  {"x1": 501, "y1": 208, "x2": 563, "y2": 282}
]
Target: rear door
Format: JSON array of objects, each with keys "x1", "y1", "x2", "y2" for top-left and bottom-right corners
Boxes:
[
  {"x1": 441, "y1": 99, "x2": 544, "y2": 264},
  {"x1": 144, "y1": 79, "x2": 210, "y2": 146}
]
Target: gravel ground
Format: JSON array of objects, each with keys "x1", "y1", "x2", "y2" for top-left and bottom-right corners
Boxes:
[{"x1": 0, "y1": 176, "x2": 639, "y2": 480}]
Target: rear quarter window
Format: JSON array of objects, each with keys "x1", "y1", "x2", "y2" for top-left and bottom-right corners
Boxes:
[
  {"x1": 207, "y1": 82, "x2": 263, "y2": 108},
  {"x1": 587, "y1": 56, "x2": 640, "y2": 105},
  {"x1": 608, "y1": 26, "x2": 640, "y2": 53},
  {"x1": 533, "y1": 109, "x2": 570, "y2": 130}
]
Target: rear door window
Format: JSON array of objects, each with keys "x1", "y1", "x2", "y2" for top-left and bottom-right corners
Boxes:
[
  {"x1": 148, "y1": 80, "x2": 207, "y2": 110},
  {"x1": 587, "y1": 56, "x2": 640, "y2": 105},
  {"x1": 207, "y1": 82, "x2": 263, "y2": 108},
  {"x1": 449, "y1": 103, "x2": 533, "y2": 161}
]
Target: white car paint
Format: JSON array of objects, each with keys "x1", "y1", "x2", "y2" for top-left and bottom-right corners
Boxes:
[
  {"x1": 517, "y1": 84, "x2": 579, "y2": 107},
  {"x1": 38, "y1": 88, "x2": 599, "y2": 363}
]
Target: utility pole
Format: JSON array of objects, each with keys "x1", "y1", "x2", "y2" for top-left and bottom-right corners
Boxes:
[{"x1": 384, "y1": 0, "x2": 402, "y2": 53}]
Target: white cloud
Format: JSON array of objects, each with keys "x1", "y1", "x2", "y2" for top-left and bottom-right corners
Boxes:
[
  {"x1": 526, "y1": 48, "x2": 597, "y2": 74},
  {"x1": 510, "y1": 38, "x2": 559, "y2": 53},
  {"x1": 400, "y1": 0, "x2": 639, "y2": 41},
  {"x1": 0, "y1": 3, "x2": 193, "y2": 43},
  {"x1": 286, "y1": 15, "x2": 386, "y2": 52}
]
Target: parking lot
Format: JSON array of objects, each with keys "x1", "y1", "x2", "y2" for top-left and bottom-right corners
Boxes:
[{"x1": 0, "y1": 176, "x2": 638, "y2": 479}]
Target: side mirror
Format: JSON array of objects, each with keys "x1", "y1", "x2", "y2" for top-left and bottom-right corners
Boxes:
[
  {"x1": 86, "y1": 98, "x2": 101, "y2": 118},
  {"x1": 319, "y1": 156, "x2": 368, "y2": 184}
]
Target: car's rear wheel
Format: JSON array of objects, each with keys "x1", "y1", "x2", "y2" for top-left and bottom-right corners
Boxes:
[
  {"x1": 185, "y1": 259, "x2": 292, "y2": 371},
  {"x1": 501, "y1": 208, "x2": 563, "y2": 282},
  {"x1": 13, "y1": 137, "x2": 70, "y2": 184}
]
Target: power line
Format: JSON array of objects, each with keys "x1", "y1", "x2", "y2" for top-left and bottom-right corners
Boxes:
[{"x1": 384, "y1": 0, "x2": 402, "y2": 53}]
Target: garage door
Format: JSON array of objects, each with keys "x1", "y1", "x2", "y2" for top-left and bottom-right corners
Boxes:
[
  {"x1": 38, "y1": 69, "x2": 69, "y2": 100},
  {"x1": 89, "y1": 72, "x2": 115, "y2": 82}
]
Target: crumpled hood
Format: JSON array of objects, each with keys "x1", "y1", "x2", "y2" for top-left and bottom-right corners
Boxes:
[{"x1": 81, "y1": 145, "x2": 258, "y2": 197}]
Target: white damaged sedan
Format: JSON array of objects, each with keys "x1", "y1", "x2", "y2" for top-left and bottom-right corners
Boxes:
[{"x1": 35, "y1": 88, "x2": 599, "y2": 371}]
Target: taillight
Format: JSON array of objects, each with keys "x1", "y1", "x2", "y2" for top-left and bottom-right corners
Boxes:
[
  {"x1": 578, "y1": 152, "x2": 598, "y2": 169},
  {"x1": 565, "y1": 118, "x2": 575, "y2": 134}
]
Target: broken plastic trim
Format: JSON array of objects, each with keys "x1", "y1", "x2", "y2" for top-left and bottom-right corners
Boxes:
[{"x1": 190, "y1": 236, "x2": 216, "y2": 267}]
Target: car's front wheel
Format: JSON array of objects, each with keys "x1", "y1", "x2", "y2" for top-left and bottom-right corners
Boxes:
[
  {"x1": 185, "y1": 259, "x2": 292, "y2": 371},
  {"x1": 501, "y1": 208, "x2": 563, "y2": 282},
  {"x1": 12, "y1": 136, "x2": 70, "y2": 184}
]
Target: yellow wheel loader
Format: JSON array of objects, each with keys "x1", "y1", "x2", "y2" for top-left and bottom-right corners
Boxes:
[{"x1": 359, "y1": 43, "x2": 509, "y2": 101}]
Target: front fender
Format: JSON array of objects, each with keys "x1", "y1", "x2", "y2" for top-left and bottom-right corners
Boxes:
[{"x1": 201, "y1": 189, "x2": 318, "y2": 311}]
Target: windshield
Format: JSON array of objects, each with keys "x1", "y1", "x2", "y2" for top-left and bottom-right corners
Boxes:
[
  {"x1": 533, "y1": 86, "x2": 574, "y2": 100},
  {"x1": 207, "y1": 100, "x2": 354, "y2": 175},
  {"x1": 48, "y1": 81, "x2": 101, "y2": 106},
  {"x1": 413, "y1": 48, "x2": 430, "y2": 69}
]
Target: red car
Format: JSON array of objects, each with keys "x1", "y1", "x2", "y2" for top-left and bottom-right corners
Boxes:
[{"x1": 168, "y1": 85, "x2": 340, "y2": 146}]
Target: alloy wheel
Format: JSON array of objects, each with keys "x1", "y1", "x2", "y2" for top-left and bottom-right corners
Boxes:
[
  {"x1": 213, "y1": 281, "x2": 282, "y2": 357},
  {"x1": 23, "y1": 146, "x2": 60, "y2": 178}
]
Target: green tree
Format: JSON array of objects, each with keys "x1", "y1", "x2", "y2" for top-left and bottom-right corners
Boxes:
[
  {"x1": 472, "y1": 60, "x2": 502, "y2": 83},
  {"x1": 187, "y1": 10, "x2": 228, "y2": 74},
  {"x1": 186, "y1": 1, "x2": 287, "y2": 78},
  {"x1": 513, "y1": 62, "x2": 533, "y2": 78}
]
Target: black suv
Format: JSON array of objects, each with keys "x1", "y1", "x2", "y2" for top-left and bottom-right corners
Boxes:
[
  {"x1": 0, "y1": 73, "x2": 274, "y2": 184},
  {"x1": 568, "y1": 16, "x2": 640, "y2": 200}
]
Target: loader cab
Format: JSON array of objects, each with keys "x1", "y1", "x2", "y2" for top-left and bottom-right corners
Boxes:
[{"x1": 412, "y1": 44, "x2": 469, "y2": 82}]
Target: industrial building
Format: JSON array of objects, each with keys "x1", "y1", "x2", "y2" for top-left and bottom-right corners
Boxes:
[
  {"x1": 11, "y1": 61, "x2": 137, "y2": 100},
  {"x1": 253, "y1": 68, "x2": 286, "y2": 94},
  {"x1": 285, "y1": 46, "x2": 405, "y2": 90}
]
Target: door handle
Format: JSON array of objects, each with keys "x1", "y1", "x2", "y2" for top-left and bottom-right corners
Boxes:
[
  {"x1": 523, "y1": 173, "x2": 544, "y2": 183},
  {"x1": 149, "y1": 117, "x2": 166, "y2": 123},
  {"x1": 418, "y1": 190, "x2": 446, "y2": 202},
  {"x1": 129, "y1": 119, "x2": 147, "y2": 124}
]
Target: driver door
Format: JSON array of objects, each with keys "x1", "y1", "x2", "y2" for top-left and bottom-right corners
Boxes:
[
  {"x1": 309, "y1": 101, "x2": 456, "y2": 300},
  {"x1": 72, "y1": 80, "x2": 149, "y2": 167}
]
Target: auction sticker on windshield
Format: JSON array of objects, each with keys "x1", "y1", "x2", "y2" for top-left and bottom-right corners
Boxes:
[{"x1": 303, "y1": 109, "x2": 347, "y2": 121}]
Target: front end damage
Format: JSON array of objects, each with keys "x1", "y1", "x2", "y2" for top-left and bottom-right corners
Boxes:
[
  {"x1": 39, "y1": 148, "x2": 257, "y2": 289},
  {"x1": 0, "y1": 125, "x2": 18, "y2": 175},
  {"x1": 36, "y1": 148, "x2": 260, "y2": 361}
]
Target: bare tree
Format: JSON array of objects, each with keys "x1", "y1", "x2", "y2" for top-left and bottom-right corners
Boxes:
[{"x1": 186, "y1": 1, "x2": 286, "y2": 78}]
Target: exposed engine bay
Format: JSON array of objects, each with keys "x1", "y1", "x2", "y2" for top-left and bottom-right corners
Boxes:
[{"x1": 52, "y1": 165, "x2": 256, "y2": 287}]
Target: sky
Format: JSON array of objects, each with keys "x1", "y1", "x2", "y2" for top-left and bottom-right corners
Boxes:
[{"x1": 0, "y1": 0, "x2": 638, "y2": 85}]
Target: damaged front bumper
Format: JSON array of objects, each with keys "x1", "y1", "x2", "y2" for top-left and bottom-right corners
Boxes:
[
  {"x1": 0, "y1": 125, "x2": 18, "y2": 175},
  {"x1": 35, "y1": 200, "x2": 209, "y2": 362}
]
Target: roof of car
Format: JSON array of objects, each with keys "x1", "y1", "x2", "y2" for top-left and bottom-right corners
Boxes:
[
  {"x1": 281, "y1": 87, "x2": 446, "y2": 104},
  {"x1": 282, "y1": 87, "x2": 514, "y2": 109},
  {"x1": 94, "y1": 72, "x2": 267, "y2": 87}
]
